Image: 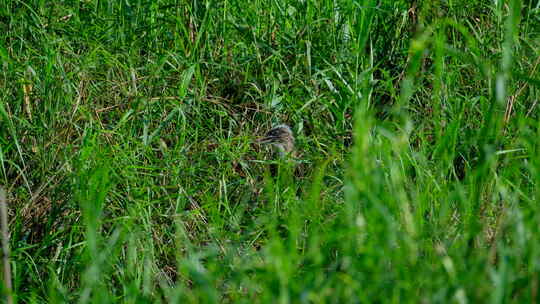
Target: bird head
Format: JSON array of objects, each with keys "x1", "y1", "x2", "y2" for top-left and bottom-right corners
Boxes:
[{"x1": 258, "y1": 124, "x2": 295, "y2": 157}]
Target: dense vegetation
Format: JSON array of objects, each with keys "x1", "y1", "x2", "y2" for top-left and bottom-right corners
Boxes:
[{"x1": 1, "y1": 0, "x2": 540, "y2": 302}]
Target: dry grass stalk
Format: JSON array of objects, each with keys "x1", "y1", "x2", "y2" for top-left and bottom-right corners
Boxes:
[{"x1": 0, "y1": 186, "x2": 13, "y2": 304}]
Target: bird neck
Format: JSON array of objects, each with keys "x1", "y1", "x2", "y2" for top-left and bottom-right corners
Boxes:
[{"x1": 272, "y1": 143, "x2": 295, "y2": 158}]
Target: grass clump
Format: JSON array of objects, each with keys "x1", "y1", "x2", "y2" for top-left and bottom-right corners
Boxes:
[{"x1": 1, "y1": 0, "x2": 540, "y2": 302}]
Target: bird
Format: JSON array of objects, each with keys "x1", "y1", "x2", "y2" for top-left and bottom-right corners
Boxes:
[
  {"x1": 257, "y1": 124, "x2": 298, "y2": 179},
  {"x1": 257, "y1": 124, "x2": 295, "y2": 159}
]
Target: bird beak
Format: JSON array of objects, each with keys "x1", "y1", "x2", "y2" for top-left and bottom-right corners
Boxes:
[{"x1": 257, "y1": 135, "x2": 276, "y2": 144}]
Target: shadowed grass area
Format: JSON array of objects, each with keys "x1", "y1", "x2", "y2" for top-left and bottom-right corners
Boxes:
[{"x1": 1, "y1": 0, "x2": 540, "y2": 302}]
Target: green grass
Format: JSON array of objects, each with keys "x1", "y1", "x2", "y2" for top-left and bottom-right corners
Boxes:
[{"x1": 1, "y1": 0, "x2": 540, "y2": 302}]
